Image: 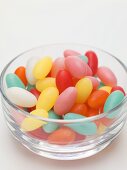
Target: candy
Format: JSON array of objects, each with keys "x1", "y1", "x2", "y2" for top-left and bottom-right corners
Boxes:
[
  {"x1": 97, "y1": 66, "x2": 117, "y2": 87},
  {"x1": 6, "y1": 73, "x2": 25, "y2": 89},
  {"x1": 64, "y1": 49, "x2": 81, "y2": 57},
  {"x1": 27, "y1": 84, "x2": 35, "y2": 91},
  {"x1": 85, "y1": 76, "x2": 99, "y2": 90},
  {"x1": 43, "y1": 110, "x2": 61, "y2": 133},
  {"x1": 70, "y1": 103, "x2": 88, "y2": 116},
  {"x1": 111, "y1": 86, "x2": 125, "y2": 95},
  {"x1": 75, "y1": 78, "x2": 93, "y2": 103},
  {"x1": 15, "y1": 66, "x2": 28, "y2": 86},
  {"x1": 48, "y1": 127, "x2": 76, "y2": 145},
  {"x1": 85, "y1": 51, "x2": 98, "y2": 75},
  {"x1": 51, "y1": 57, "x2": 65, "y2": 77},
  {"x1": 30, "y1": 88, "x2": 40, "y2": 99},
  {"x1": 64, "y1": 113, "x2": 97, "y2": 135},
  {"x1": 33, "y1": 56, "x2": 52, "y2": 80},
  {"x1": 98, "y1": 82, "x2": 105, "y2": 88},
  {"x1": 26, "y1": 56, "x2": 40, "y2": 85},
  {"x1": 21, "y1": 109, "x2": 48, "y2": 131},
  {"x1": 85, "y1": 107, "x2": 100, "y2": 117},
  {"x1": 54, "y1": 87, "x2": 77, "y2": 115},
  {"x1": 104, "y1": 90, "x2": 124, "y2": 118},
  {"x1": 28, "y1": 128, "x2": 49, "y2": 140},
  {"x1": 56, "y1": 70, "x2": 73, "y2": 93},
  {"x1": 65, "y1": 56, "x2": 92, "y2": 79},
  {"x1": 36, "y1": 78, "x2": 56, "y2": 92},
  {"x1": 99, "y1": 86, "x2": 112, "y2": 94},
  {"x1": 6, "y1": 87, "x2": 37, "y2": 107},
  {"x1": 36, "y1": 87, "x2": 59, "y2": 111},
  {"x1": 87, "y1": 90, "x2": 109, "y2": 109},
  {"x1": 79, "y1": 55, "x2": 88, "y2": 63}
]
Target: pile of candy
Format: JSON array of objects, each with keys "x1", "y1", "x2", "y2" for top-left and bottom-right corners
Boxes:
[{"x1": 5, "y1": 49, "x2": 125, "y2": 145}]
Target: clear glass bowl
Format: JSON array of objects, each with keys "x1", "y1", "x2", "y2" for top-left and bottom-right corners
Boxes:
[{"x1": 1, "y1": 43, "x2": 127, "y2": 160}]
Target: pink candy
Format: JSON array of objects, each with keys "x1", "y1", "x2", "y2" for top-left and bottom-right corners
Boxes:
[
  {"x1": 85, "y1": 76, "x2": 99, "y2": 90},
  {"x1": 64, "y1": 49, "x2": 81, "y2": 57},
  {"x1": 51, "y1": 57, "x2": 65, "y2": 77},
  {"x1": 97, "y1": 66, "x2": 117, "y2": 87},
  {"x1": 65, "y1": 56, "x2": 92, "y2": 79},
  {"x1": 54, "y1": 87, "x2": 77, "y2": 115}
]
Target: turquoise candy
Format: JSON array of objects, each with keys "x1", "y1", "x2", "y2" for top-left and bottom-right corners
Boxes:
[
  {"x1": 104, "y1": 90, "x2": 124, "y2": 119},
  {"x1": 64, "y1": 113, "x2": 97, "y2": 135},
  {"x1": 27, "y1": 84, "x2": 35, "y2": 91},
  {"x1": 43, "y1": 110, "x2": 61, "y2": 133},
  {"x1": 6, "y1": 73, "x2": 25, "y2": 89},
  {"x1": 79, "y1": 55, "x2": 88, "y2": 63}
]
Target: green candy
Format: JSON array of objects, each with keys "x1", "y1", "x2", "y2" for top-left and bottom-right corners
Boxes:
[
  {"x1": 43, "y1": 110, "x2": 61, "y2": 133},
  {"x1": 79, "y1": 55, "x2": 88, "y2": 63},
  {"x1": 64, "y1": 113, "x2": 97, "y2": 135},
  {"x1": 104, "y1": 90, "x2": 124, "y2": 119},
  {"x1": 6, "y1": 73, "x2": 25, "y2": 89},
  {"x1": 98, "y1": 82, "x2": 105, "y2": 88},
  {"x1": 27, "y1": 84, "x2": 35, "y2": 91}
]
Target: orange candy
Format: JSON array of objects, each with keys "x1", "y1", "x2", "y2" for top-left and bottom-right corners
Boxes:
[
  {"x1": 70, "y1": 103, "x2": 88, "y2": 116},
  {"x1": 85, "y1": 107, "x2": 100, "y2": 117},
  {"x1": 15, "y1": 66, "x2": 28, "y2": 86},
  {"x1": 48, "y1": 127, "x2": 76, "y2": 145},
  {"x1": 87, "y1": 90, "x2": 109, "y2": 109}
]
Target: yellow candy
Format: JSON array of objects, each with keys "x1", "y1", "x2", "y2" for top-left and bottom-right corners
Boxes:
[
  {"x1": 99, "y1": 86, "x2": 112, "y2": 94},
  {"x1": 36, "y1": 87, "x2": 59, "y2": 111},
  {"x1": 36, "y1": 78, "x2": 56, "y2": 92},
  {"x1": 21, "y1": 109, "x2": 48, "y2": 131},
  {"x1": 75, "y1": 78, "x2": 93, "y2": 103},
  {"x1": 97, "y1": 123, "x2": 106, "y2": 134},
  {"x1": 33, "y1": 56, "x2": 52, "y2": 80}
]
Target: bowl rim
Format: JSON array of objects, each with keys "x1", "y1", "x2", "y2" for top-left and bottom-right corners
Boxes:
[{"x1": 0, "y1": 43, "x2": 127, "y2": 123}]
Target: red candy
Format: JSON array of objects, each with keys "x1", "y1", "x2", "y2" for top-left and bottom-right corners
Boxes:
[
  {"x1": 30, "y1": 88, "x2": 41, "y2": 99},
  {"x1": 111, "y1": 86, "x2": 125, "y2": 95},
  {"x1": 85, "y1": 51, "x2": 98, "y2": 75},
  {"x1": 28, "y1": 128, "x2": 49, "y2": 140},
  {"x1": 56, "y1": 70, "x2": 73, "y2": 93}
]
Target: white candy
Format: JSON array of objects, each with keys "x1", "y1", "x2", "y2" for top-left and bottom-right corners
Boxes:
[
  {"x1": 6, "y1": 87, "x2": 37, "y2": 107},
  {"x1": 26, "y1": 56, "x2": 40, "y2": 85}
]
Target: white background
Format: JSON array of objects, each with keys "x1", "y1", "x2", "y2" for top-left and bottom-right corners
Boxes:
[{"x1": 0, "y1": 0, "x2": 127, "y2": 169}]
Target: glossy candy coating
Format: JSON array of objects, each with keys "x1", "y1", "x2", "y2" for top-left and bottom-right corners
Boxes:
[
  {"x1": 85, "y1": 107, "x2": 100, "y2": 117},
  {"x1": 48, "y1": 127, "x2": 76, "y2": 145},
  {"x1": 64, "y1": 113, "x2": 97, "y2": 135},
  {"x1": 99, "y1": 86, "x2": 112, "y2": 94},
  {"x1": 15, "y1": 66, "x2": 28, "y2": 86},
  {"x1": 85, "y1": 51, "x2": 98, "y2": 75},
  {"x1": 64, "y1": 49, "x2": 81, "y2": 57},
  {"x1": 36, "y1": 78, "x2": 56, "y2": 92},
  {"x1": 111, "y1": 86, "x2": 125, "y2": 95},
  {"x1": 65, "y1": 56, "x2": 92, "y2": 79},
  {"x1": 21, "y1": 109, "x2": 48, "y2": 131},
  {"x1": 88, "y1": 90, "x2": 109, "y2": 109},
  {"x1": 51, "y1": 57, "x2": 65, "y2": 77},
  {"x1": 54, "y1": 87, "x2": 77, "y2": 115},
  {"x1": 43, "y1": 110, "x2": 61, "y2": 133},
  {"x1": 36, "y1": 87, "x2": 59, "y2": 111},
  {"x1": 70, "y1": 103, "x2": 88, "y2": 116},
  {"x1": 33, "y1": 56, "x2": 52, "y2": 80},
  {"x1": 56, "y1": 70, "x2": 73, "y2": 93},
  {"x1": 6, "y1": 87, "x2": 37, "y2": 107},
  {"x1": 26, "y1": 56, "x2": 40, "y2": 85},
  {"x1": 104, "y1": 90, "x2": 124, "y2": 118},
  {"x1": 6, "y1": 73, "x2": 25, "y2": 89},
  {"x1": 75, "y1": 78, "x2": 93, "y2": 103},
  {"x1": 97, "y1": 66, "x2": 117, "y2": 87},
  {"x1": 85, "y1": 76, "x2": 99, "y2": 90}
]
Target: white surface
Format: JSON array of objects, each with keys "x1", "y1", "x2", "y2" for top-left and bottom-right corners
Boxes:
[{"x1": 0, "y1": 0, "x2": 127, "y2": 169}]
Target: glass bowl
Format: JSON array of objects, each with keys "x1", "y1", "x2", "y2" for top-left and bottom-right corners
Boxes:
[{"x1": 1, "y1": 43, "x2": 127, "y2": 160}]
